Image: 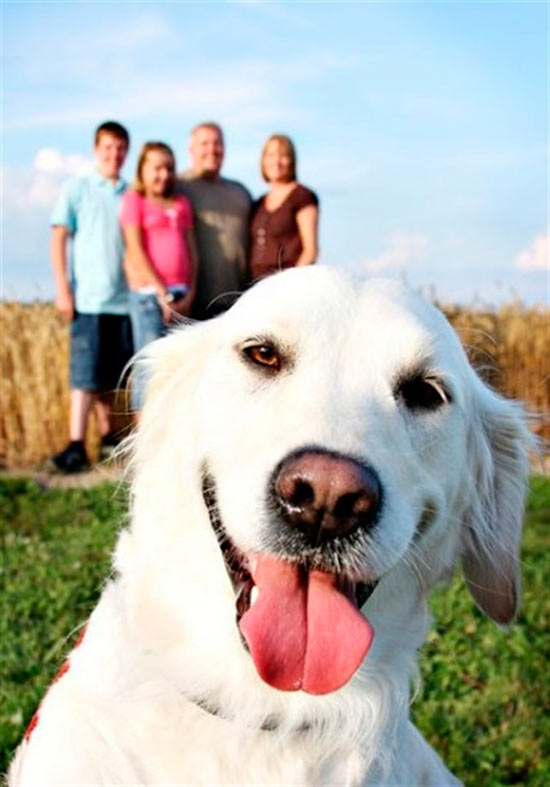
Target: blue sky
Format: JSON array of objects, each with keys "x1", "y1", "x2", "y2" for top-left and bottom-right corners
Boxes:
[{"x1": 2, "y1": 0, "x2": 548, "y2": 305}]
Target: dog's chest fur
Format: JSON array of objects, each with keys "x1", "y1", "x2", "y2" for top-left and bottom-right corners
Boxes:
[
  {"x1": 11, "y1": 578, "x2": 458, "y2": 786},
  {"x1": 105, "y1": 710, "x2": 369, "y2": 785}
]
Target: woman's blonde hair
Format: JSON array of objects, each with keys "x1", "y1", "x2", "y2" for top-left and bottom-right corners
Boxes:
[
  {"x1": 260, "y1": 134, "x2": 297, "y2": 183},
  {"x1": 133, "y1": 142, "x2": 176, "y2": 197}
]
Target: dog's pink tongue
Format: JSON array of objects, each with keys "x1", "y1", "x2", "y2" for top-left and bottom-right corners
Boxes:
[{"x1": 239, "y1": 555, "x2": 373, "y2": 695}]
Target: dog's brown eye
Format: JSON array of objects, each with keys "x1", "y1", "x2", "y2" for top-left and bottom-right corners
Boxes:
[
  {"x1": 243, "y1": 343, "x2": 281, "y2": 371},
  {"x1": 396, "y1": 375, "x2": 451, "y2": 411}
]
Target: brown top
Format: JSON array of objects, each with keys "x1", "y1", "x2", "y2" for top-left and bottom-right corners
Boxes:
[{"x1": 248, "y1": 184, "x2": 319, "y2": 281}]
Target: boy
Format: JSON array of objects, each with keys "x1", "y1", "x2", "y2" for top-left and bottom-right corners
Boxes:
[{"x1": 50, "y1": 121, "x2": 133, "y2": 472}]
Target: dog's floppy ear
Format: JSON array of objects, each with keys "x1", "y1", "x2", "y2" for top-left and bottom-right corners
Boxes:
[{"x1": 460, "y1": 378, "x2": 531, "y2": 624}]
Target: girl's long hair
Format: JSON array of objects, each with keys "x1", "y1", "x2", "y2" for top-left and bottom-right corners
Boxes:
[{"x1": 133, "y1": 141, "x2": 176, "y2": 197}]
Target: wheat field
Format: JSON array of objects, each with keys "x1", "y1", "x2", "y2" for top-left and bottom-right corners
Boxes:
[
  {"x1": 0, "y1": 303, "x2": 131, "y2": 467},
  {"x1": 1, "y1": 301, "x2": 548, "y2": 467}
]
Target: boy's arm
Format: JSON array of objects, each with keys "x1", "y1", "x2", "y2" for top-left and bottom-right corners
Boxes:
[{"x1": 51, "y1": 225, "x2": 74, "y2": 320}]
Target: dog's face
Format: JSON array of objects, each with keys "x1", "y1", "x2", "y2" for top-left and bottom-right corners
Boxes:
[{"x1": 131, "y1": 267, "x2": 528, "y2": 699}]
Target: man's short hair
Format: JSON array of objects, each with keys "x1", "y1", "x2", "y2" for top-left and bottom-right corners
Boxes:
[
  {"x1": 190, "y1": 122, "x2": 224, "y2": 144},
  {"x1": 94, "y1": 121, "x2": 130, "y2": 147}
]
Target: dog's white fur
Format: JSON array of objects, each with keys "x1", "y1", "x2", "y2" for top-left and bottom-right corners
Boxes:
[{"x1": 9, "y1": 267, "x2": 530, "y2": 786}]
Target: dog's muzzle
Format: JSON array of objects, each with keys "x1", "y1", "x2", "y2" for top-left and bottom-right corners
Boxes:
[{"x1": 201, "y1": 452, "x2": 381, "y2": 697}]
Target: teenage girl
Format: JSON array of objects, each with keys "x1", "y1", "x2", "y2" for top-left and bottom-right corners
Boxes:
[{"x1": 120, "y1": 141, "x2": 198, "y2": 411}]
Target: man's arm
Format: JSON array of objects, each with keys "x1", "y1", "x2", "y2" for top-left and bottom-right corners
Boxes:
[
  {"x1": 51, "y1": 225, "x2": 74, "y2": 320},
  {"x1": 173, "y1": 228, "x2": 199, "y2": 318}
]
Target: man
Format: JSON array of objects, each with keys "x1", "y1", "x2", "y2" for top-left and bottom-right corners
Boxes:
[
  {"x1": 177, "y1": 122, "x2": 251, "y2": 319},
  {"x1": 50, "y1": 121, "x2": 133, "y2": 472}
]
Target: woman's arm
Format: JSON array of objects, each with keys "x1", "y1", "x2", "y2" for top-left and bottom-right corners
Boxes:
[{"x1": 294, "y1": 204, "x2": 319, "y2": 266}]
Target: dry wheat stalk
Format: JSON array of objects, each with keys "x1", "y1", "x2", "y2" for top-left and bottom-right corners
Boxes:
[{"x1": 0, "y1": 301, "x2": 547, "y2": 467}]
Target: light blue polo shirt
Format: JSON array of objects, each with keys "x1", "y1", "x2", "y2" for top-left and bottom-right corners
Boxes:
[{"x1": 51, "y1": 171, "x2": 129, "y2": 315}]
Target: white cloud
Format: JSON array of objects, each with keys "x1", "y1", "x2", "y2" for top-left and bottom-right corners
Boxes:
[
  {"x1": 29, "y1": 149, "x2": 93, "y2": 208},
  {"x1": 360, "y1": 233, "x2": 429, "y2": 274},
  {"x1": 515, "y1": 234, "x2": 548, "y2": 272},
  {"x1": 4, "y1": 149, "x2": 93, "y2": 212},
  {"x1": 1, "y1": 149, "x2": 95, "y2": 300},
  {"x1": 34, "y1": 148, "x2": 91, "y2": 176}
]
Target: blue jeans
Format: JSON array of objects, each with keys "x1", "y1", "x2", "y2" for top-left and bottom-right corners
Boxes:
[{"x1": 128, "y1": 292, "x2": 166, "y2": 410}]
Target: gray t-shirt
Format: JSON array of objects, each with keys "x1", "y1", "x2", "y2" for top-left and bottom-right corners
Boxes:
[{"x1": 177, "y1": 172, "x2": 252, "y2": 319}]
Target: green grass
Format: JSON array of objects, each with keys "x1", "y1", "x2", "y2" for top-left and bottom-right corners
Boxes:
[
  {"x1": 413, "y1": 476, "x2": 550, "y2": 786},
  {"x1": 1, "y1": 479, "x2": 126, "y2": 770},
  {"x1": 1, "y1": 476, "x2": 548, "y2": 783}
]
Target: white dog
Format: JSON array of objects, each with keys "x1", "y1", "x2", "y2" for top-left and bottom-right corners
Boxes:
[{"x1": 9, "y1": 267, "x2": 530, "y2": 786}]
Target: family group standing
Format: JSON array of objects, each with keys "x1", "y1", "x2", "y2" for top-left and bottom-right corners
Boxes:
[{"x1": 50, "y1": 120, "x2": 320, "y2": 473}]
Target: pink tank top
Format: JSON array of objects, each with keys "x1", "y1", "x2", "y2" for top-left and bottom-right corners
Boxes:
[{"x1": 120, "y1": 191, "x2": 193, "y2": 286}]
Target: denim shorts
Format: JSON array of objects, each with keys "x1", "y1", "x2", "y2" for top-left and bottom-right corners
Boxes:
[
  {"x1": 70, "y1": 312, "x2": 133, "y2": 392},
  {"x1": 128, "y1": 291, "x2": 167, "y2": 410}
]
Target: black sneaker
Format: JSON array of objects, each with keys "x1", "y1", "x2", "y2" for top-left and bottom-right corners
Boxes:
[
  {"x1": 51, "y1": 441, "x2": 90, "y2": 473},
  {"x1": 100, "y1": 430, "x2": 121, "y2": 461}
]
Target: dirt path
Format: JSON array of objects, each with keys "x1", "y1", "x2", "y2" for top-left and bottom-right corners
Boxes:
[
  {"x1": 3, "y1": 454, "x2": 548, "y2": 491},
  {"x1": 1, "y1": 461, "x2": 126, "y2": 489}
]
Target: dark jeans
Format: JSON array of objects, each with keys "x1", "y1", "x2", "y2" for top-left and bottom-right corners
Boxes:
[{"x1": 70, "y1": 312, "x2": 133, "y2": 392}]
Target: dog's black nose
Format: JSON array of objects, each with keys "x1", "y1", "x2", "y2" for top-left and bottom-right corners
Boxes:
[{"x1": 274, "y1": 449, "x2": 381, "y2": 544}]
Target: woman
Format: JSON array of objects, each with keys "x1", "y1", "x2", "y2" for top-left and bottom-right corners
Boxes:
[
  {"x1": 120, "y1": 141, "x2": 198, "y2": 411},
  {"x1": 248, "y1": 134, "x2": 319, "y2": 282}
]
